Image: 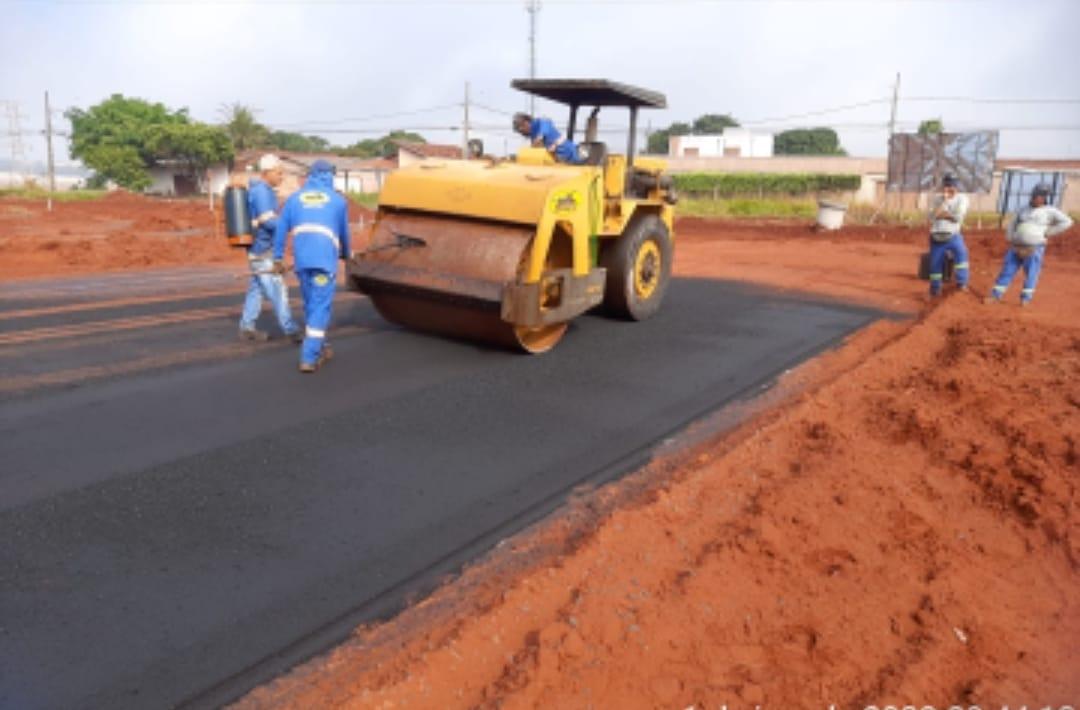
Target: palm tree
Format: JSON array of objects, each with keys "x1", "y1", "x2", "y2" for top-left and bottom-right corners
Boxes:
[{"x1": 220, "y1": 103, "x2": 269, "y2": 151}]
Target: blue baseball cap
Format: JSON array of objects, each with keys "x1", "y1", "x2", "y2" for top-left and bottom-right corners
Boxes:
[{"x1": 309, "y1": 159, "x2": 336, "y2": 175}]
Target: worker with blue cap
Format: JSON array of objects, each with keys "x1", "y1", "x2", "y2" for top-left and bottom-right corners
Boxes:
[
  {"x1": 273, "y1": 159, "x2": 351, "y2": 372},
  {"x1": 513, "y1": 112, "x2": 585, "y2": 164},
  {"x1": 986, "y1": 183, "x2": 1074, "y2": 306}
]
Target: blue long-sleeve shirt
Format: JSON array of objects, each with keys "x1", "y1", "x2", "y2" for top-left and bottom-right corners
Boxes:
[
  {"x1": 528, "y1": 117, "x2": 582, "y2": 164},
  {"x1": 247, "y1": 178, "x2": 280, "y2": 255},
  {"x1": 272, "y1": 171, "x2": 351, "y2": 271}
]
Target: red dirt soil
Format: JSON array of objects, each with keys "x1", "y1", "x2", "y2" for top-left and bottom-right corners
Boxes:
[
  {"x1": 1, "y1": 192, "x2": 374, "y2": 280},
  {"x1": 234, "y1": 218, "x2": 1079, "y2": 709},
  {"x1": 6, "y1": 194, "x2": 1077, "y2": 707}
]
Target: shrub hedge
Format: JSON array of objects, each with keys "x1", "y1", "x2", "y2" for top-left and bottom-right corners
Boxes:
[{"x1": 672, "y1": 172, "x2": 860, "y2": 196}]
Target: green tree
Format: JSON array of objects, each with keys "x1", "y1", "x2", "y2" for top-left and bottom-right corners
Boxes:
[
  {"x1": 341, "y1": 130, "x2": 427, "y2": 159},
  {"x1": 646, "y1": 121, "x2": 691, "y2": 155},
  {"x1": 774, "y1": 127, "x2": 846, "y2": 155},
  {"x1": 691, "y1": 113, "x2": 739, "y2": 134},
  {"x1": 66, "y1": 94, "x2": 207, "y2": 189},
  {"x1": 145, "y1": 122, "x2": 233, "y2": 176},
  {"x1": 266, "y1": 130, "x2": 331, "y2": 153},
  {"x1": 917, "y1": 118, "x2": 944, "y2": 136},
  {"x1": 79, "y1": 144, "x2": 151, "y2": 190},
  {"x1": 220, "y1": 103, "x2": 269, "y2": 150}
]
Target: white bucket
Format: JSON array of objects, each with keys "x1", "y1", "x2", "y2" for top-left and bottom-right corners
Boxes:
[{"x1": 816, "y1": 200, "x2": 847, "y2": 230}]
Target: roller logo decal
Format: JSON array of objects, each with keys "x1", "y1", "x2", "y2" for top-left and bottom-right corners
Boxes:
[
  {"x1": 299, "y1": 191, "x2": 330, "y2": 208},
  {"x1": 551, "y1": 191, "x2": 580, "y2": 213}
]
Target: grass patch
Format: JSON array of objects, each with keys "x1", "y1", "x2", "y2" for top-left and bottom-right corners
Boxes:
[
  {"x1": 678, "y1": 197, "x2": 818, "y2": 220},
  {"x1": 0, "y1": 188, "x2": 107, "y2": 202},
  {"x1": 678, "y1": 198, "x2": 1050, "y2": 228},
  {"x1": 347, "y1": 192, "x2": 380, "y2": 210},
  {"x1": 673, "y1": 172, "x2": 860, "y2": 195},
  {"x1": 846, "y1": 204, "x2": 1014, "y2": 228}
]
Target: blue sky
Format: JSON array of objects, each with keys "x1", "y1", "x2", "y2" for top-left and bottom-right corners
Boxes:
[{"x1": 2, "y1": 0, "x2": 1079, "y2": 166}]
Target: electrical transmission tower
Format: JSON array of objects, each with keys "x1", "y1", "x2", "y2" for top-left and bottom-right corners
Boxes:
[{"x1": 2, "y1": 101, "x2": 28, "y2": 187}]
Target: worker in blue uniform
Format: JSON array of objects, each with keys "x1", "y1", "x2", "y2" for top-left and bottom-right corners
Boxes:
[
  {"x1": 513, "y1": 112, "x2": 584, "y2": 164},
  {"x1": 272, "y1": 159, "x2": 351, "y2": 373},
  {"x1": 239, "y1": 154, "x2": 301, "y2": 342}
]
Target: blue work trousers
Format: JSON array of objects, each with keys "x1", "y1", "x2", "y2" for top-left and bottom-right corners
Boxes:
[
  {"x1": 297, "y1": 268, "x2": 336, "y2": 365},
  {"x1": 990, "y1": 245, "x2": 1045, "y2": 303},
  {"x1": 240, "y1": 252, "x2": 298, "y2": 334},
  {"x1": 928, "y1": 234, "x2": 970, "y2": 295}
]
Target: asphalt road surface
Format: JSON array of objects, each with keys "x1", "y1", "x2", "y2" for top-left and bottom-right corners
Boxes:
[{"x1": 0, "y1": 268, "x2": 880, "y2": 709}]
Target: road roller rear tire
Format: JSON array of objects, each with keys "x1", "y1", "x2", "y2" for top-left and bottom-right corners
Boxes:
[
  {"x1": 369, "y1": 293, "x2": 568, "y2": 354},
  {"x1": 600, "y1": 213, "x2": 673, "y2": 321}
]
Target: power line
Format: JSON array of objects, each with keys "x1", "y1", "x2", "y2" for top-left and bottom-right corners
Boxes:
[
  {"x1": 272, "y1": 125, "x2": 467, "y2": 134},
  {"x1": 740, "y1": 97, "x2": 892, "y2": 127},
  {"x1": 903, "y1": 96, "x2": 1080, "y2": 105},
  {"x1": 273, "y1": 103, "x2": 461, "y2": 130},
  {"x1": 471, "y1": 102, "x2": 517, "y2": 117}
]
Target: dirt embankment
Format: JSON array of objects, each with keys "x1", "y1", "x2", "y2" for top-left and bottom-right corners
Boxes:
[
  {"x1": 236, "y1": 219, "x2": 1080, "y2": 707},
  {"x1": 1, "y1": 192, "x2": 375, "y2": 280}
]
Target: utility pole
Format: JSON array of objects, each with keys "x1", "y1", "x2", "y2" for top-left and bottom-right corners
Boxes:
[
  {"x1": 462, "y1": 81, "x2": 471, "y2": 159},
  {"x1": 870, "y1": 73, "x2": 902, "y2": 224},
  {"x1": 887, "y1": 72, "x2": 900, "y2": 140},
  {"x1": 44, "y1": 91, "x2": 57, "y2": 211},
  {"x1": 886, "y1": 72, "x2": 901, "y2": 216},
  {"x1": 526, "y1": 0, "x2": 540, "y2": 116}
]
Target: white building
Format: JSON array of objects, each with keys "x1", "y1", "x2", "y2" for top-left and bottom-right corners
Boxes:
[
  {"x1": 669, "y1": 128, "x2": 774, "y2": 158},
  {"x1": 146, "y1": 163, "x2": 230, "y2": 196},
  {"x1": 233, "y1": 150, "x2": 396, "y2": 195}
]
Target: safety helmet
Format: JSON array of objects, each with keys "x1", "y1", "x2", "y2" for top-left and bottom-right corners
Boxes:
[{"x1": 257, "y1": 154, "x2": 282, "y2": 172}]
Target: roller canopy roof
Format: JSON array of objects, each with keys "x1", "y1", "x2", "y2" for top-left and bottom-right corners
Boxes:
[{"x1": 511, "y1": 79, "x2": 667, "y2": 109}]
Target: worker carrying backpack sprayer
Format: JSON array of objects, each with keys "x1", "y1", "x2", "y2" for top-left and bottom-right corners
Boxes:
[{"x1": 226, "y1": 154, "x2": 302, "y2": 343}]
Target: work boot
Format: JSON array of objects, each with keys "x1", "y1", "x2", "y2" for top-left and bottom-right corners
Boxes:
[
  {"x1": 239, "y1": 328, "x2": 270, "y2": 342},
  {"x1": 298, "y1": 345, "x2": 333, "y2": 374}
]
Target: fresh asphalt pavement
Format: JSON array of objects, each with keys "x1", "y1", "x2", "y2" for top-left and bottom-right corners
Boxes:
[{"x1": 0, "y1": 273, "x2": 881, "y2": 709}]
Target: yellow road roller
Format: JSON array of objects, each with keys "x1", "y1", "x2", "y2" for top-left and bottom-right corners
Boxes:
[{"x1": 347, "y1": 79, "x2": 677, "y2": 353}]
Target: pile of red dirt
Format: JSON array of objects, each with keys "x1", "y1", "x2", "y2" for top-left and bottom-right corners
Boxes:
[
  {"x1": 1, "y1": 192, "x2": 234, "y2": 278},
  {"x1": 2, "y1": 192, "x2": 377, "y2": 280},
  {"x1": 237, "y1": 218, "x2": 1080, "y2": 708}
]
